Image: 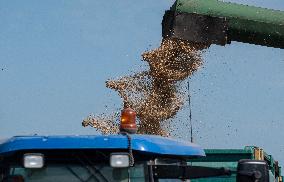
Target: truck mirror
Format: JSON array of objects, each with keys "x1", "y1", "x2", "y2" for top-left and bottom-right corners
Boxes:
[
  {"x1": 3, "y1": 175, "x2": 24, "y2": 182},
  {"x1": 237, "y1": 159, "x2": 269, "y2": 182}
]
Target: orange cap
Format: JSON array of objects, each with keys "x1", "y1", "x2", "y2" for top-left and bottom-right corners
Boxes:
[{"x1": 120, "y1": 107, "x2": 137, "y2": 134}]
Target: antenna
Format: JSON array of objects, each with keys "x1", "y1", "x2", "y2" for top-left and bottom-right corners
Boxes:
[{"x1": 187, "y1": 79, "x2": 193, "y2": 143}]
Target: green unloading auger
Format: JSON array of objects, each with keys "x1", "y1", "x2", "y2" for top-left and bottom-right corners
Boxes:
[{"x1": 162, "y1": 0, "x2": 284, "y2": 49}]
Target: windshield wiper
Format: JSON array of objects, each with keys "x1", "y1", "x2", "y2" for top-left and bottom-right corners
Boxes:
[
  {"x1": 74, "y1": 153, "x2": 109, "y2": 182},
  {"x1": 81, "y1": 153, "x2": 109, "y2": 182},
  {"x1": 66, "y1": 166, "x2": 86, "y2": 182}
]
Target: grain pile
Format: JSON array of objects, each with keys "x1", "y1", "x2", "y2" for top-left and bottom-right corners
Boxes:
[{"x1": 82, "y1": 38, "x2": 207, "y2": 136}]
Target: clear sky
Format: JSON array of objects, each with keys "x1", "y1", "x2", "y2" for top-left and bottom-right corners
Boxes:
[{"x1": 1, "y1": 0, "x2": 284, "y2": 167}]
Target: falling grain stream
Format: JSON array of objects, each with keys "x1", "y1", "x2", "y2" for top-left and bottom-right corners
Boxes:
[{"x1": 82, "y1": 38, "x2": 207, "y2": 136}]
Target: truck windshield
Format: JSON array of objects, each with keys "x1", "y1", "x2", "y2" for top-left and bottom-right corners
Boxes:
[{"x1": 9, "y1": 163, "x2": 147, "y2": 182}]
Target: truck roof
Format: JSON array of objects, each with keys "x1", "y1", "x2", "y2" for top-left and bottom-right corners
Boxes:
[{"x1": 0, "y1": 134, "x2": 205, "y2": 157}]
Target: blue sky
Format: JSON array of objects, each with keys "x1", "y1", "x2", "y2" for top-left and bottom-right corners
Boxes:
[{"x1": 1, "y1": 0, "x2": 284, "y2": 167}]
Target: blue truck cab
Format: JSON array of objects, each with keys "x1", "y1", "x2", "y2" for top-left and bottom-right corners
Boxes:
[
  {"x1": 0, "y1": 134, "x2": 207, "y2": 181},
  {"x1": 0, "y1": 108, "x2": 281, "y2": 181},
  {"x1": 0, "y1": 136, "x2": 279, "y2": 182}
]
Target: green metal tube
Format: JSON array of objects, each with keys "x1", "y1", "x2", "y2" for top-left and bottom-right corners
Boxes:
[{"x1": 168, "y1": 0, "x2": 284, "y2": 48}]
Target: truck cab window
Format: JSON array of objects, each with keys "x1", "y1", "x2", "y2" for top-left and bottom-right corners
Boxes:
[{"x1": 8, "y1": 162, "x2": 148, "y2": 182}]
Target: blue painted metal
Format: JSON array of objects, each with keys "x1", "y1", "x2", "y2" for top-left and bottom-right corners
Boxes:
[{"x1": 0, "y1": 135, "x2": 205, "y2": 157}]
